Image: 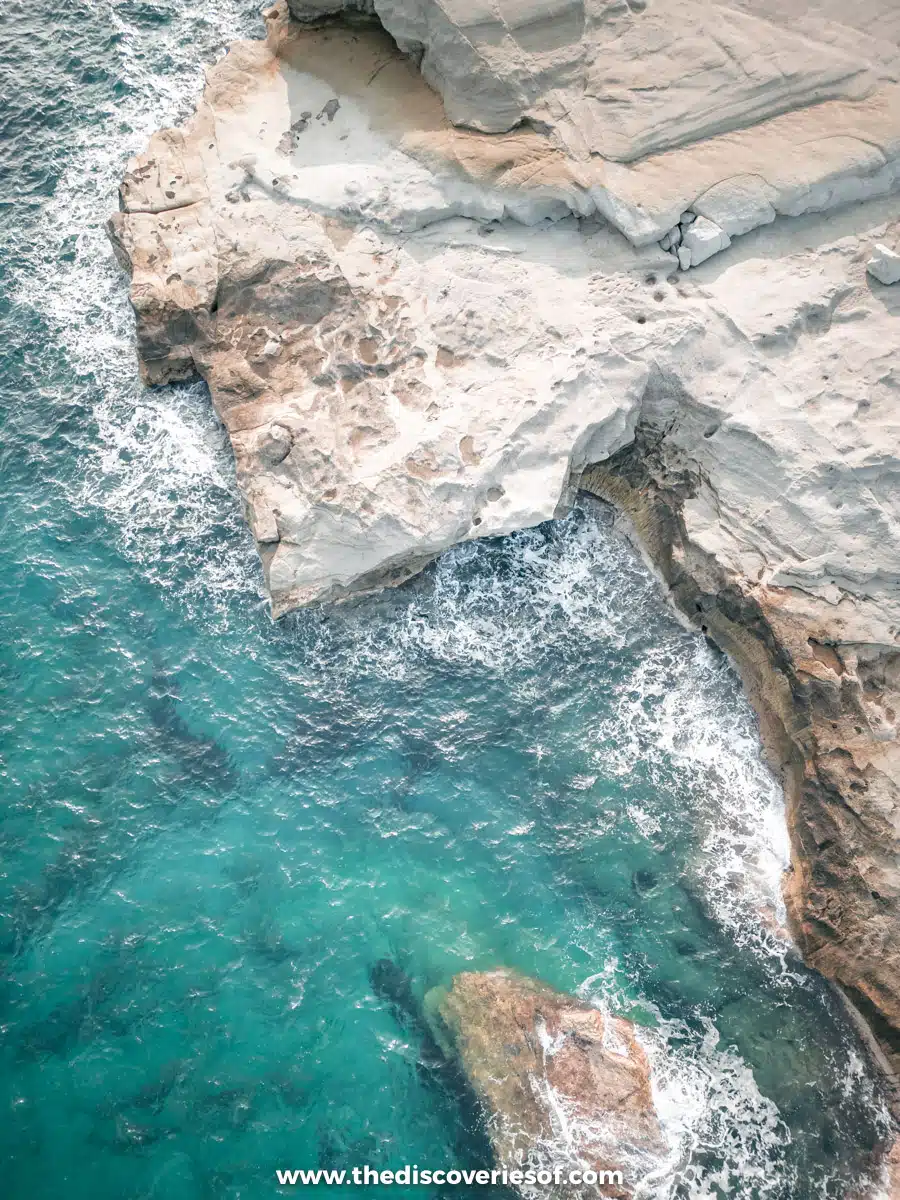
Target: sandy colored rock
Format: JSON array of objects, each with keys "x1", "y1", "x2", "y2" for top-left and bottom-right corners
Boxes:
[
  {"x1": 287, "y1": 0, "x2": 872, "y2": 159},
  {"x1": 108, "y1": 15, "x2": 656, "y2": 614},
  {"x1": 680, "y1": 215, "x2": 730, "y2": 266},
  {"x1": 883, "y1": 1135, "x2": 900, "y2": 1198},
  {"x1": 433, "y1": 970, "x2": 664, "y2": 1197},
  {"x1": 284, "y1": 0, "x2": 900, "y2": 259}
]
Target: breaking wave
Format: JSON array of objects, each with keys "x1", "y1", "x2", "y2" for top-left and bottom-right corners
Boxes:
[
  {"x1": 280, "y1": 505, "x2": 889, "y2": 1196},
  {"x1": 580, "y1": 960, "x2": 888, "y2": 1200},
  {"x1": 287, "y1": 504, "x2": 791, "y2": 962},
  {"x1": 11, "y1": 0, "x2": 264, "y2": 611}
]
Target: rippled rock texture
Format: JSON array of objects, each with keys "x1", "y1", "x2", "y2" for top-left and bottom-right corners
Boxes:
[
  {"x1": 109, "y1": 0, "x2": 900, "y2": 1128},
  {"x1": 432, "y1": 971, "x2": 663, "y2": 1198},
  {"x1": 287, "y1": 0, "x2": 900, "y2": 252}
]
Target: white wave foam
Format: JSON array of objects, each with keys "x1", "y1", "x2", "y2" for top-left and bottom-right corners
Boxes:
[
  {"x1": 576, "y1": 963, "x2": 891, "y2": 1200},
  {"x1": 518, "y1": 1075, "x2": 666, "y2": 1199},
  {"x1": 590, "y1": 632, "x2": 794, "y2": 970},
  {"x1": 573, "y1": 966, "x2": 792, "y2": 1199},
  {"x1": 12, "y1": 0, "x2": 264, "y2": 610},
  {"x1": 303, "y1": 509, "x2": 658, "y2": 681},
  {"x1": 307, "y1": 505, "x2": 793, "y2": 968},
  {"x1": 638, "y1": 1017, "x2": 794, "y2": 1200},
  {"x1": 522, "y1": 1028, "x2": 791, "y2": 1200},
  {"x1": 490, "y1": 956, "x2": 797, "y2": 1200}
]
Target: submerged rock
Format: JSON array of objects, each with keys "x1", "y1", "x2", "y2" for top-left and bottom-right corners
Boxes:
[{"x1": 431, "y1": 970, "x2": 665, "y2": 1198}]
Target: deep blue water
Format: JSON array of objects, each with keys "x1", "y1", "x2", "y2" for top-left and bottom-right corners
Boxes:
[{"x1": 0, "y1": 2, "x2": 891, "y2": 1198}]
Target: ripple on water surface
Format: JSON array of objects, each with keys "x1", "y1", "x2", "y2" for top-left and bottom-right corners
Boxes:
[
  {"x1": 0, "y1": 502, "x2": 890, "y2": 1199},
  {"x1": 0, "y1": 2, "x2": 891, "y2": 1198}
]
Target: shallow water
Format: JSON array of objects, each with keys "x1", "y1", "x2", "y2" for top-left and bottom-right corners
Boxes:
[{"x1": 0, "y1": 2, "x2": 890, "y2": 1198}]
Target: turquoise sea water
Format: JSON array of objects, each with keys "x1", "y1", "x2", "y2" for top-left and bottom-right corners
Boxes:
[{"x1": 0, "y1": 2, "x2": 891, "y2": 1197}]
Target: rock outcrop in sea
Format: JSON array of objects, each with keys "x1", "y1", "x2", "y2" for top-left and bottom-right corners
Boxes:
[
  {"x1": 430, "y1": 970, "x2": 664, "y2": 1198},
  {"x1": 108, "y1": 0, "x2": 900, "y2": 1161}
]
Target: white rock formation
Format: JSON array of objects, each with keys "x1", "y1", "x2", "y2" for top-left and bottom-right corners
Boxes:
[
  {"x1": 868, "y1": 243, "x2": 900, "y2": 285},
  {"x1": 680, "y1": 215, "x2": 730, "y2": 267},
  {"x1": 109, "y1": 0, "x2": 900, "y2": 1118},
  {"x1": 283, "y1": 0, "x2": 900, "y2": 263},
  {"x1": 288, "y1": 0, "x2": 872, "y2": 159},
  {"x1": 692, "y1": 175, "x2": 777, "y2": 239},
  {"x1": 108, "y1": 4, "x2": 900, "y2": 618}
]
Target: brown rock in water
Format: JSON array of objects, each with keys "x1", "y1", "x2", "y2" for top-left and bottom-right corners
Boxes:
[
  {"x1": 434, "y1": 970, "x2": 665, "y2": 1198},
  {"x1": 581, "y1": 442, "x2": 900, "y2": 1114}
]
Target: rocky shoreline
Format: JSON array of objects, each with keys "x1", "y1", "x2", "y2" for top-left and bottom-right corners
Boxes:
[
  {"x1": 109, "y1": 0, "x2": 900, "y2": 1186},
  {"x1": 581, "y1": 445, "x2": 900, "y2": 1104}
]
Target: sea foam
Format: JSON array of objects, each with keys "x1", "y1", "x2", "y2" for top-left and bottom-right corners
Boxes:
[{"x1": 12, "y1": 0, "x2": 264, "y2": 612}]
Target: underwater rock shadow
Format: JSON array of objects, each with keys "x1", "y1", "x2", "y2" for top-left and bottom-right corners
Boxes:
[
  {"x1": 146, "y1": 656, "x2": 238, "y2": 796},
  {"x1": 366, "y1": 957, "x2": 519, "y2": 1200},
  {"x1": 0, "y1": 658, "x2": 241, "y2": 965},
  {"x1": 10, "y1": 931, "x2": 168, "y2": 1063}
]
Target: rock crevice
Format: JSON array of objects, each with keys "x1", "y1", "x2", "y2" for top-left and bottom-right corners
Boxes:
[{"x1": 581, "y1": 413, "x2": 900, "y2": 1105}]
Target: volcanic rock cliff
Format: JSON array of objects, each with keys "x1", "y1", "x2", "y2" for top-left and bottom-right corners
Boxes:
[{"x1": 109, "y1": 0, "x2": 900, "y2": 1158}]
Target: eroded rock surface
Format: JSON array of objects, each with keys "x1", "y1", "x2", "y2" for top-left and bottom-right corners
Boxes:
[
  {"x1": 288, "y1": 0, "x2": 871, "y2": 157},
  {"x1": 109, "y1": 13, "x2": 659, "y2": 613},
  {"x1": 432, "y1": 970, "x2": 663, "y2": 1197},
  {"x1": 109, "y1": 0, "x2": 900, "y2": 1137},
  {"x1": 286, "y1": 0, "x2": 900, "y2": 255}
]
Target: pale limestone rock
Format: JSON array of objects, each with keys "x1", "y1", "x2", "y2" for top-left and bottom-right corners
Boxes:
[
  {"x1": 109, "y1": 23, "x2": 658, "y2": 612},
  {"x1": 108, "y1": 11, "x2": 900, "y2": 623},
  {"x1": 256, "y1": 422, "x2": 293, "y2": 465},
  {"x1": 868, "y1": 243, "x2": 900, "y2": 285},
  {"x1": 285, "y1": 0, "x2": 900, "y2": 262},
  {"x1": 728, "y1": 0, "x2": 900, "y2": 83},
  {"x1": 692, "y1": 174, "x2": 778, "y2": 238},
  {"x1": 289, "y1": 0, "x2": 872, "y2": 161},
  {"x1": 681, "y1": 215, "x2": 731, "y2": 266},
  {"x1": 701, "y1": 255, "x2": 854, "y2": 346}
]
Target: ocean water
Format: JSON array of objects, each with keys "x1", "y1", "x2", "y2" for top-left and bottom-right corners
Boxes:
[{"x1": 0, "y1": 2, "x2": 891, "y2": 1198}]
